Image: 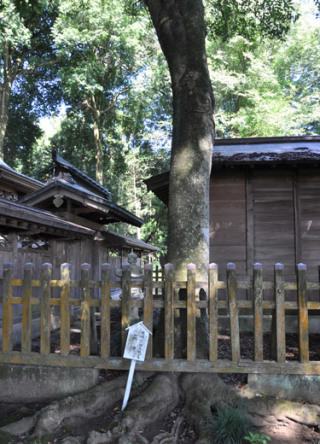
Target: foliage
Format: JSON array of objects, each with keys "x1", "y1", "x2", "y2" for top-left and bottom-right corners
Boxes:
[
  {"x1": 204, "y1": 404, "x2": 253, "y2": 444},
  {"x1": 207, "y1": 0, "x2": 296, "y2": 42},
  {"x1": 244, "y1": 432, "x2": 271, "y2": 444},
  {"x1": 44, "y1": 0, "x2": 171, "y2": 253},
  {"x1": 0, "y1": 430, "x2": 16, "y2": 444},
  {"x1": 5, "y1": 103, "x2": 42, "y2": 175},
  {"x1": 271, "y1": 2, "x2": 320, "y2": 134},
  {"x1": 50, "y1": 0, "x2": 171, "y2": 186},
  {"x1": 3, "y1": 0, "x2": 320, "y2": 259},
  {"x1": 0, "y1": 0, "x2": 62, "y2": 163},
  {"x1": 208, "y1": 2, "x2": 320, "y2": 137},
  {"x1": 112, "y1": 145, "x2": 169, "y2": 256}
]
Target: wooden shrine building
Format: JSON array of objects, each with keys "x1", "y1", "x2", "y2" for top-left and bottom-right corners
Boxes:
[
  {"x1": 145, "y1": 136, "x2": 320, "y2": 283},
  {"x1": 0, "y1": 152, "x2": 157, "y2": 280},
  {"x1": 0, "y1": 153, "x2": 157, "y2": 343}
]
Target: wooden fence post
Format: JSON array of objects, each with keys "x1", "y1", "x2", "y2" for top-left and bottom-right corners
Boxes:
[
  {"x1": 41, "y1": 263, "x2": 52, "y2": 355},
  {"x1": 297, "y1": 263, "x2": 309, "y2": 362},
  {"x1": 2, "y1": 263, "x2": 13, "y2": 352},
  {"x1": 274, "y1": 263, "x2": 286, "y2": 363},
  {"x1": 121, "y1": 265, "x2": 131, "y2": 353},
  {"x1": 209, "y1": 263, "x2": 218, "y2": 361},
  {"x1": 80, "y1": 263, "x2": 91, "y2": 357},
  {"x1": 144, "y1": 263, "x2": 153, "y2": 359},
  {"x1": 155, "y1": 265, "x2": 159, "y2": 297},
  {"x1": 253, "y1": 263, "x2": 263, "y2": 362},
  {"x1": 164, "y1": 263, "x2": 174, "y2": 359},
  {"x1": 227, "y1": 263, "x2": 240, "y2": 361},
  {"x1": 187, "y1": 264, "x2": 196, "y2": 361},
  {"x1": 60, "y1": 263, "x2": 71, "y2": 357},
  {"x1": 100, "y1": 263, "x2": 111, "y2": 359},
  {"x1": 22, "y1": 263, "x2": 34, "y2": 353}
]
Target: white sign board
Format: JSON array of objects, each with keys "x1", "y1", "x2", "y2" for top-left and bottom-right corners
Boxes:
[
  {"x1": 122, "y1": 322, "x2": 152, "y2": 411},
  {"x1": 123, "y1": 321, "x2": 152, "y2": 362}
]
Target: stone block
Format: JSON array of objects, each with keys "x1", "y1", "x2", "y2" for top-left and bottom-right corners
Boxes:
[
  {"x1": 248, "y1": 374, "x2": 320, "y2": 405},
  {"x1": 0, "y1": 364, "x2": 99, "y2": 403}
]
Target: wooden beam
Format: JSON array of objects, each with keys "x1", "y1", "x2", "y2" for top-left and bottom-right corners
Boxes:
[
  {"x1": 246, "y1": 170, "x2": 254, "y2": 275},
  {"x1": 56, "y1": 212, "x2": 106, "y2": 232},
  {"x1": 293, "y1": 171, "x2": 302, "y2": 264},
  {"x1": 0, "y1": 353, "x2": 319, "y2": 375},
  {"x1": 73, "y1": 207, "x2": 108, "y2": 216}
]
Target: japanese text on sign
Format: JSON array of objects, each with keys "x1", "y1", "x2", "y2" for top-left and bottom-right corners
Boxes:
[{"x1": 123, "y1": 323, "x2": 150, "y2": 362}]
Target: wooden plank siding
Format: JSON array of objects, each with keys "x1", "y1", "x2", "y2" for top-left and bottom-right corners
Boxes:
[
  {"x1": 210, "y1": 167, "x2": 320, "y2": 293},
  {"x1": 299, "y1": 170, "x2": 320, "y2": 277},
  {"x1": 210, "y1": 171, "x2": 247, "y2": 280},
  {"x1": 252, "y1": 170, "x2": 296, "y2": 279},
  {"x1": 0, "y1": 235, "x2": 125, "y2": 326},
  {"x1": 1, "y1": 262, "x2": 320, "y2": 375}
]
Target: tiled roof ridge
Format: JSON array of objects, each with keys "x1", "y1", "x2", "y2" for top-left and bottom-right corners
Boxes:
[{"x1": 52, "y1": 151, "x2": 112, "y2": 200}]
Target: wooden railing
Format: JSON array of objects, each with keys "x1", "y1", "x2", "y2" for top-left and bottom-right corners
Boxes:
[{"x1": 0, "y1": 261, "x2": 320, "y2": 375}]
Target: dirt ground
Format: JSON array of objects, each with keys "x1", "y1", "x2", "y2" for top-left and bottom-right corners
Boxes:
[
  {"x1": 1, "y1": 370, "x2": 320, "y2": 443},
  {"x1": 1, "y1": 324, "x2": 320, "y2": 443}
]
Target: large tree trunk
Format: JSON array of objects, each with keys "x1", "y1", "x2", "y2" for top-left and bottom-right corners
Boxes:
[
  {"x1": 0, "y1": 45, "x2": 14, "y2": 162},
  {"x1": 145, "y1": 0, "x2": 215, "y2": 281},
  {"x1": 145, "y1": 0, "x2": 214, "y2": 358}
]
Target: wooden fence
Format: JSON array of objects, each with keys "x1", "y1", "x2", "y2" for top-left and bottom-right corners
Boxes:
[{"x1": 0, "y1": 261, "x2": 320, "y2": 375}]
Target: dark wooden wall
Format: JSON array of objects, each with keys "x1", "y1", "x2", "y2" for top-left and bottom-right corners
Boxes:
[
  {"x1": 210, "y1": 166, "x2": 320, "y2": 285},
  {"x1": 210, "y1": 170, "x2": 247, "y2": 277},
  {"x1": 0, "y1": 237, "x2": 125, "y2": 320}
]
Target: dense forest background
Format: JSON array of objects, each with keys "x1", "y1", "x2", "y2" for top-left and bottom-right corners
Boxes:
[{"x1": 1, "y1": 0, "x2": 319, "y2": 256}]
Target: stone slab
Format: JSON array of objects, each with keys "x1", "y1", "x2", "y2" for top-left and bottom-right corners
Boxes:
[
  {"x1": 248, "y1": 374, "x2": 320, "y2": 405},
  {"x1": 0, "y1": 364, "x2": 99, "y2": 403}
]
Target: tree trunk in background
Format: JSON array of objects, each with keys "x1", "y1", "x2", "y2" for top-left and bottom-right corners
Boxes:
[
  {"x1": 145, "y1": 0, "x2": 215, "y2": 281},
  {"x1": 0, "y1": 85, "x2": 10, "y2": 162},
  {"x1": 0, "y1": 45, "x2": 14, "y2": 162},
  {"x1": 92, "y1": 106, "x2": 104, "y2": 186}
]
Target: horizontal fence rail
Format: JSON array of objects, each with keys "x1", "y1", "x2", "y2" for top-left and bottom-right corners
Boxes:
[{"x1": 0, "y1": 261, "x2": 320, "y2": 374}]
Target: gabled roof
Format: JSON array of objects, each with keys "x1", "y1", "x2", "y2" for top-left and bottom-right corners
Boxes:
[
  {"x1": 19, "y1": 178, "x2": 143, "y2": 227},
  {"x1": 0, "y1": 198, "x2": 157, "y2": 252},
  {"x1": 0, "y1": 155, "x2": 156, "y2": 253},
  {"x1": 145, "y1": 136, "x2": 320, "y2": 205},
  {"x1": 52, "y1": 152, "x2": 112, "y2": 200}
]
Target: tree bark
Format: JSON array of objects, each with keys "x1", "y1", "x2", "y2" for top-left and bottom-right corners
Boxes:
[
  {"x1": 91, "y1": 96, "x2": 104, "y2": 186},
  {"x1": 144, "y1": 0, "x2": 215, "y2": 281},
  {"x1": 0, "y1": 83, "x2": 10, "y2": 162},
  {"x1": 0, "y1": 45, "x2": 15, "y2": 161}
]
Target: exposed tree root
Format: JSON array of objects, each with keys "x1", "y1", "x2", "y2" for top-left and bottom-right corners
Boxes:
[
  {"x1": 179, "y1": 372, "x2": 240, "y2": 444},
  {"x1": 87, "y1": 372, "x2": 180, "y2": 444},
  {"x1": 2, "y1": 370, "x2": 320, "y2": 443},
  {"x1": 1, "y1": 371, "x2": 153, "y2": 438},
  {"x1": 150, "y1": 416, "x2": 183, "y2": 444},
  {"x1": 180, "y1": 373, "x2": 320, "y2": 444}
]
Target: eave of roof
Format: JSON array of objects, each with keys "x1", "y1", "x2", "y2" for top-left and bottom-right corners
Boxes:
[
  {"x1": 0, "y1": 161, "x2": 44, "y2": 194},
  {"x1": 213, "y1": 136, "x2": 320, "y2": 164},
  {"x1": 19, "y1": 179, "x2": 144, "y2": 228},
  {"x1": 103, "y1": 230, "x2": 158, "y2": 253},
  {"x1": 0, "y1": 198, "x2": 94, "y2": 237}
]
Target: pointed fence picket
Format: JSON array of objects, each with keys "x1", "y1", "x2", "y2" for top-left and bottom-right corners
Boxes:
[{"x1": 0, "y1": 261, "x2": 320, "y2": 375}]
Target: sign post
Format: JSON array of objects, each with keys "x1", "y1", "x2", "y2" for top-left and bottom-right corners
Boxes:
[{"x1": 121, "y1": 321, "x2": 152, "y2": 411}]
